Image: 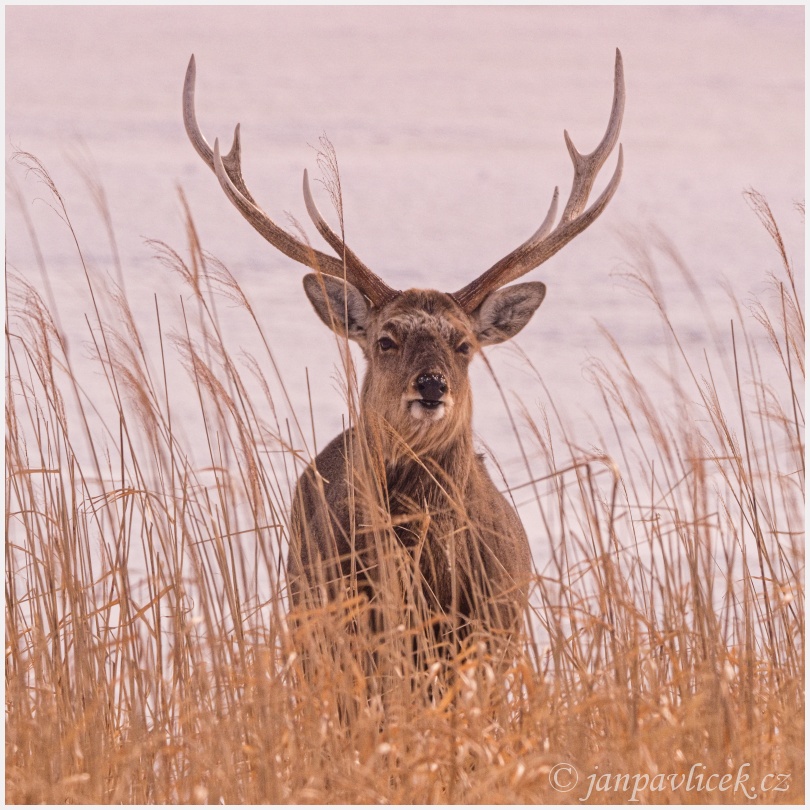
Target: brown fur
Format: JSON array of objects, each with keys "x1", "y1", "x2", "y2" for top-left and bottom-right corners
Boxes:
[{"x1": 288, "y1": 288, "x2": 533, "y2": 652}]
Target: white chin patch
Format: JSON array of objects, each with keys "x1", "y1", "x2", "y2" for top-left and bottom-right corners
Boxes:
[{"x1": 408, "y1": 399, "x2": 447, "y2": 422}]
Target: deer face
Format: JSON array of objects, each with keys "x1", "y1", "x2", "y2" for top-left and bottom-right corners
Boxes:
[
  {"x1": 303, "y1": 274, "x2": 546, "y2": 443},
  {"x1": 363, "y1": 290, "x2": 477, "y2": 432}
]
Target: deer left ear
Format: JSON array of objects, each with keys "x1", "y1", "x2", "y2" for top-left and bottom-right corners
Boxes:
[{"x1": 474, "y1": 282, "x2": 547, "y2": 346}]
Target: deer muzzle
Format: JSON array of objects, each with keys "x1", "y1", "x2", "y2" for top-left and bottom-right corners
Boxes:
[
  {"x1": 416, "y1": 373, "x2": 448, "y2": 406},
  {"x1": 406, "y1": 372, "x2": 452, "y2": 422}
]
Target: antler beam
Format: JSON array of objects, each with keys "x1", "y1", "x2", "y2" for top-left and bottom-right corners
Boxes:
[
  {"x1": 451, "y1": 48, "x2": 625, "y2": 312},
  {"x1": 183, "y1": 55, "x2": 398, "y2": 307}
]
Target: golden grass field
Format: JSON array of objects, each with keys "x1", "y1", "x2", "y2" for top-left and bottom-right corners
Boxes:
[{"x1": 5, "y1": 156, "x2": 804, "y2": 803}]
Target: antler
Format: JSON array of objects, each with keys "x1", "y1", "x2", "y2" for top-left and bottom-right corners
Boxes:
[
  {"x1": 183, "y1": 54, "x2": 398, "y2": 307},
  {"x1": 451, "y1": 49, "x2": 625, "y2": 312}
]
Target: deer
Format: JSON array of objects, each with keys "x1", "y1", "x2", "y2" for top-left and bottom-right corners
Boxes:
[{"x1": 182, "y1": 50, "x2": 624, "y2": 664}]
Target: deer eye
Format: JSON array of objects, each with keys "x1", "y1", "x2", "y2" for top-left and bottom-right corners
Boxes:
[
  {"x1": 378, "y1": 336, "x2": 397, "y2": 352},
  {"x1": 456, "y1": 342, "x2": 471, "y2": 355}
]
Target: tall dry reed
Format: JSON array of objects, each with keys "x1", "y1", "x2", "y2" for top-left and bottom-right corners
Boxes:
[{"x1": 5, "y1": 155, "x2": 804, "y2": 803}]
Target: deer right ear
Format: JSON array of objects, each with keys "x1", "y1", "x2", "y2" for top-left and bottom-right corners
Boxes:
[{"x1": 303, "y1": 273, "x2": 369, "y2": 343}]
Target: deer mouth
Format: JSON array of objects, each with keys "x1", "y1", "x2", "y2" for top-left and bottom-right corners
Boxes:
[{"x1": 405, "y1": 395, "x2": 452, "y2": 422}]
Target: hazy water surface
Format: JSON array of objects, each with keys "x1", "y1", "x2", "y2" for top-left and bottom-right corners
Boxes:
[{"x1": 6, "y1": 6, "x2": 804, "y2": 562}]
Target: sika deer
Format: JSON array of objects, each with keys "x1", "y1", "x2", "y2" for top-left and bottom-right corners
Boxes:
[{"x1": 183, "y1": 50, "x2": 625, "y2": 657}]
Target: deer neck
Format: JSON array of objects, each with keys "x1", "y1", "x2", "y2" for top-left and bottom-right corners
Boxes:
[{"x1": 356, "y1": 405, "x2": 476, "y2": 505}]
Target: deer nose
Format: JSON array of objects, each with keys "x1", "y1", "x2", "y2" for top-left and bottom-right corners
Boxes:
[{"x1": 416, "y1": 373, "x2": 448, "y2": 401}]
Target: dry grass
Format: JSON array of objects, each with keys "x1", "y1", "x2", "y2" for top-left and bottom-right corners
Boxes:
[{"x1": 5, "y1": 156, "x2": 804, "y2": 804}]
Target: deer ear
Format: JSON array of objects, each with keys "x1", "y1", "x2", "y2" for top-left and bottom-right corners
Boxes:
[
  {"x1": 474, "y1": 282, "x2": 547, "y2": 346},
  {"x1": 303, "y1": 273, "x2": 369, "y2": 343}
]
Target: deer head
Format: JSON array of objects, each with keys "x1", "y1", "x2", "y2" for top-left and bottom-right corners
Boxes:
[
  {"x1": 302, "y1": 279, "x2": 547, "y2": 452},
  {"x1": 183, "y1": 51, "x2": 624, "y2": 449}
]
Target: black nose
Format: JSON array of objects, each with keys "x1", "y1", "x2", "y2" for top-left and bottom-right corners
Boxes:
[{"x1": 416, "y1": 373, "x2": 447, "y2": 401}]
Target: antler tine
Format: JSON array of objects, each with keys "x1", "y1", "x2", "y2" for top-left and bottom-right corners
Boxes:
[
  {"x1": 183, "y1": 55, "x2": 256, "y2": 206},
  {"x1": 210, "y1": 138, "x2": 348, "y2": 277},
  {"x1": 451, "y1": 49, "x2": 625, "y2": 312},
  {"x1": 560, "y1": 48, "x2": 625, "y2": 224},
  {"x1": 303, "y1": 170, "x2": 399, "y2": 305}
]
